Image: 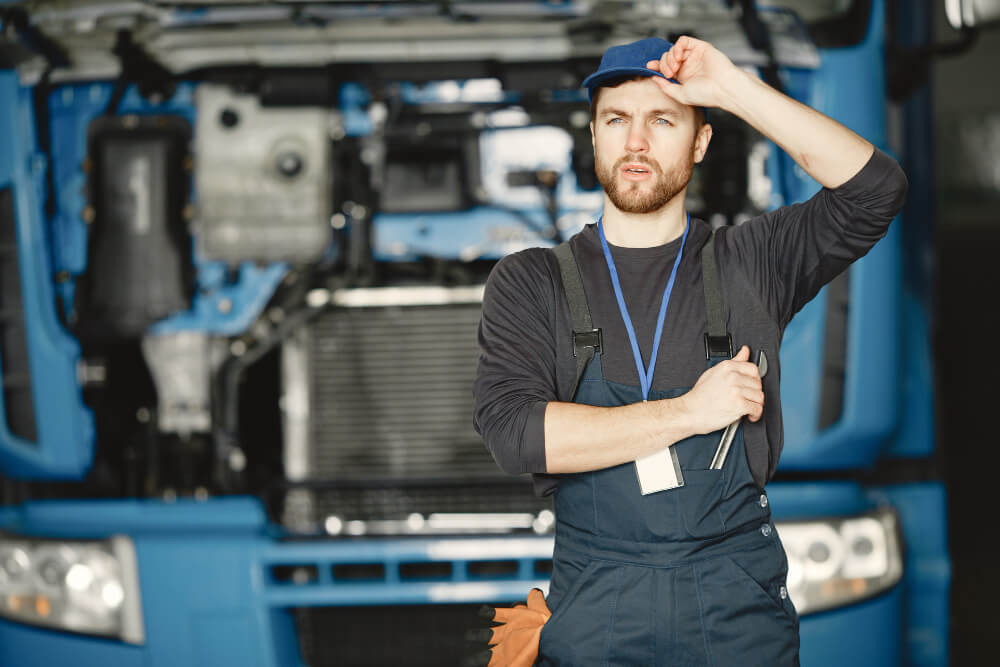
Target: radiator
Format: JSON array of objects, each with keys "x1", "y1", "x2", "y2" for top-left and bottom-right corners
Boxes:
[{"x1": 280, "y1": 286, "x2": 550, "y2": 533}]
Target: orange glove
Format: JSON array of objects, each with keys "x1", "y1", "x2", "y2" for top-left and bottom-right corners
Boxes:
[{"x1": 486, "y1": 588, "x2": 552, "y2": 667}]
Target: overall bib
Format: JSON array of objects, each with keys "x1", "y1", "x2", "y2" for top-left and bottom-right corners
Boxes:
[{"x1": 538, "y1": 228, "x2": 800, "y2": 666}]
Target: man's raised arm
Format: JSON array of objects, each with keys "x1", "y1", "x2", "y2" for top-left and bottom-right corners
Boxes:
[{"x1": 648, "y1": 36, "x2": 874, "y2": 189}]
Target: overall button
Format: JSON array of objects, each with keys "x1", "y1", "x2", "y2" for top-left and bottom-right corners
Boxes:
[
  {"x1": 759, "y1": 494, "x2": 768, "y2": 509},
  {"x1": 760, "y1": 523, "x2": 772, "y2": 537},
  {"x1": 779, "y1": 585, "x2": 788, "y2": 600}
]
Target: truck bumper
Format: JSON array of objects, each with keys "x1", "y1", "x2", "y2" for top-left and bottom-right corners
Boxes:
[{"x1": 0, "y1": 489, "x2": 946, "y2": 667}]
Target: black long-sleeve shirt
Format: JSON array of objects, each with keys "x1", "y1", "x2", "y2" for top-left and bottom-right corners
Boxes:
[{"x1": 473, "y1": 148, "x2": 908, "y2": 495}]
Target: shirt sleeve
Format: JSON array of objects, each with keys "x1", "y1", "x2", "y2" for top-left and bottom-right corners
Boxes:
[
  {"x1": 473, "y1": 248, "x2": 559, "y2": 475},
  {"x1": 722, "y1": 148, "x2": 909, "y2": 327}
]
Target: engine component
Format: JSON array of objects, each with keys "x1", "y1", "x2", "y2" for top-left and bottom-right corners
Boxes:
[
  {"x1": 193, "y1": 84, "x2": 332, "y2": 264},
  {"x1": 380, "y1": 141, "x2": 476, "y2": 213},
  {"x1": 141, "y1": 331, "x2": 213, "y2": 435},
  {"x1": 75, "y1": 115, "x2": 194, "y2": 340}
]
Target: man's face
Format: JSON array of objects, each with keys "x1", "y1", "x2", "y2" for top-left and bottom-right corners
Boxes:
[{"x1": 591, "y1": 78, "x2": 710, "y2": 214}]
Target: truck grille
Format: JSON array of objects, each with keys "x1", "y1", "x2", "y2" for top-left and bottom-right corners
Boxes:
[
  {"x1": 281, "y1": 288, "x2": 550, "y2": 532},
  {"x1": 295, "y1": 604, "x2": 492, "y2": 667}
]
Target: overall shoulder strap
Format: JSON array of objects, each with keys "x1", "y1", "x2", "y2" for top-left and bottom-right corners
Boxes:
[
  {"x1": 552, "y1": 241, "x2": 602, "y2": 399},
  {"x1": 701, "y1": 230, "x2": 733, "y2": 360}
]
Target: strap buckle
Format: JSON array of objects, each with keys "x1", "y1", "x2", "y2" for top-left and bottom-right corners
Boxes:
[
  {"x1": 573, "y1": 329, "x2": 602, "y2": 357},
  {"x1": 704, "y1": 333, "x2": 733, "y2": 360}
]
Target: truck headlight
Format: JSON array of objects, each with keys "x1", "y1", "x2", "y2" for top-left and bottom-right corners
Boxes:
[
  {"x1": 0, "y1": 534, "x2": 144, "y2": 643},
  {"x1": 775, "y1": 507, "x2": 903, "y2": 616}
]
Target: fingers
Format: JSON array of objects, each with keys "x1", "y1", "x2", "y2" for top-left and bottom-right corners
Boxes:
[
  {"x1": 743, "y1": 387, "x2": 765, "y2": 410},
  {"x1": 487, "y1": 626, "x2": 544, "y2": 667},
  {"x1": 526, "y1": 589, "x2": 551, "y2": 618},
  {"x1": 665, "y1": 37, "x2": 698, "y2": 77},
  {"x1": 720, "y1": 362, "x2": 759, "y2": 383},
  {"x1": 491, "y1": 605, "x2": 526, "y2": 624},
  {"x1": 650, "y1": 74, "x2": 683, "y2": 103},
  {"x1": 722, "y1": 348, "x2": 759, "y2": 380},
  {"x1": 648, "y1": 36, "x2": 705, "y2": 76},
  {"x1": 487, "y1": 624, "x2": 506, "y2": 646}
]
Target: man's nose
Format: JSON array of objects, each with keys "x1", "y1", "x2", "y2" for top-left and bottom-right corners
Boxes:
[{"x1": 625, "y1": 124, "x2": 649, "y2": 153}]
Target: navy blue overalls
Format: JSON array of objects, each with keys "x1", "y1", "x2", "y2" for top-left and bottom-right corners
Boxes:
[{"x1": 537, "y1": 227, "x2": 800, "y2": 666}]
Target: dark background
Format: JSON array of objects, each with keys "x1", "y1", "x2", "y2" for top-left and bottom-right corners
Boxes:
[{"x1": 931, "y1": 3, "x2": 1000, "y2": 663}]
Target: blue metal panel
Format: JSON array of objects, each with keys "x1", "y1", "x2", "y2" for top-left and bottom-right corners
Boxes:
[
  {"x1": 872, "y1": 483, "x2": 950, "y2": 667},
  {"x1": 374, "y1": 206, "x2": 557, "y2": 262},
  {"x1": 765, "y1": 481, "x2": 872, "y2": 520},
  {"x1": 883, "y1": 290, "x2": 935, "y2": 458},
  {"x1": 799, "y1": 587, "x2": 904, "y2": 666},
  {"x1": 4, "y1": 496, "x2": 267, "y2": 537},
  {"x1": 778, "y1": 0, "x2": 903, "y2": 470},
  {"x1": 780, "y1": 223, "x2": 902, "y2": 470},
  {"x1": 0, "y1": 71, "x2": 95, "y2": 479},
  {"x1": 136, "y1": 532, "x2": 297, "y2": 667},
  {"x1": 0, "y1": 619, "x2": 146, "y2": 667}
]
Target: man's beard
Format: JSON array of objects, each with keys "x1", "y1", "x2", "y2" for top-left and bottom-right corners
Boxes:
[{"x1": 595, "y1": 151, "x2": 693, "y2": 214}]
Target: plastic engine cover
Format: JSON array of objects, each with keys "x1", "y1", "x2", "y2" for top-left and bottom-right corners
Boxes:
[{"x1": 194, "y1": 84, "x2": 332, "y2": 265}]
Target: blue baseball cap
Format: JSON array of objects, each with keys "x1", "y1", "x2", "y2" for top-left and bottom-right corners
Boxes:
[
  {"x1": 582, "y1": 36, "x2": 707, "y2": 120},
  {"x1": 582, "y1": 37, "x2": 675, "y2": 99}
]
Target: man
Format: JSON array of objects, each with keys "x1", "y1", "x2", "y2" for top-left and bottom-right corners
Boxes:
[{"x1": 473, "y1": 36, "x2": 907, "y2": 666}]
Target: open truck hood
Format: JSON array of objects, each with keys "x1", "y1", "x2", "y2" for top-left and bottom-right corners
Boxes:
[{"x1": 7, "y1": 0, "x2": 819, "y2": 84}]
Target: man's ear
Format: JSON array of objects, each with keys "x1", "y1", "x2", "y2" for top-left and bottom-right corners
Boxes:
[
  {"x1": 693, "y1": 122, "x2": 713, "y2": 164},
  {"x1": 590, "y1": 121, "x2": 596, "y2": 151}
]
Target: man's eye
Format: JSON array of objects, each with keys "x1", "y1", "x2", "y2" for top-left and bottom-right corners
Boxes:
[
  {"x1": 608, "y1": 117, "x2": 624, "y2": 125},
  {"x1": 655, "y1": 118, "x2": 672, "y2": 126}
]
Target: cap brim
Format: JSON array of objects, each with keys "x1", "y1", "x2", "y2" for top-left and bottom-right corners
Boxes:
[{"x1": 581, "y1": 66, "x2": 667, "y2": 91}]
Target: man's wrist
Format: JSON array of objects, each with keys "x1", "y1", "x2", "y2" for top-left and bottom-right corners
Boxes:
[
  {"x1": 714, "y1": 66, "x2": 760, "y2": 118},
  {"x1": 654, "y1": 395, "x2": 694, "y2": 443}
]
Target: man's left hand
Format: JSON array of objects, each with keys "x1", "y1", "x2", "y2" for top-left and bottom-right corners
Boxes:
[
  {"x1": 486, "y1": 588, "x2": 552, "y2": 666},
  {"x1": 645, "y1": 36, "x2": 741, "y2": 110}
]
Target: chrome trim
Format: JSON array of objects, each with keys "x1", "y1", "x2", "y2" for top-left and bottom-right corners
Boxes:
[
  {"x1": 331, "y1": 285, "x2": 485, "y2": 308},
  {"x1": 109, "y1": 535, "x2": 145, "y2": 645}
]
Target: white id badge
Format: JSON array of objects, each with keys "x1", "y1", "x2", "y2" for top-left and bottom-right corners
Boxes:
[{"x1": 634, "y1": 446, "x2": 684, "y2": 495}]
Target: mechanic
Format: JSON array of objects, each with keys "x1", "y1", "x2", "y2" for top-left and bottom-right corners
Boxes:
[{"x1": 473, "y1": 35, "x2": 907, "y2": 666}]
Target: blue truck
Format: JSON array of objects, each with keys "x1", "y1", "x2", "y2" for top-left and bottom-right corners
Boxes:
[{"x1": 0, "y1": 0, "x2": 951, "y2": 665}]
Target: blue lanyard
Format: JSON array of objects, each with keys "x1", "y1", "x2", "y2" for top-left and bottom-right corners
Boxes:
[{"x1": 598, "y1": 213, "x2": 689, "y2": 401}]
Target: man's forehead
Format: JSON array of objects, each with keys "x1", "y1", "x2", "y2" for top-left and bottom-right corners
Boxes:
[{"x1": 595, "y1": 78, "x2": 691, "y2": 117}]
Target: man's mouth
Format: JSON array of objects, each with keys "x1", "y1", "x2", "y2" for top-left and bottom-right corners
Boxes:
[{"x1": 620, "y1": 163, "x2": 653, "y2": 180}]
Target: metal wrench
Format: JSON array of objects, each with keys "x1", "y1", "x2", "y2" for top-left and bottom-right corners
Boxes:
[{"x1": 709, "y1": 350, "x2": 768, "y2": 470}]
